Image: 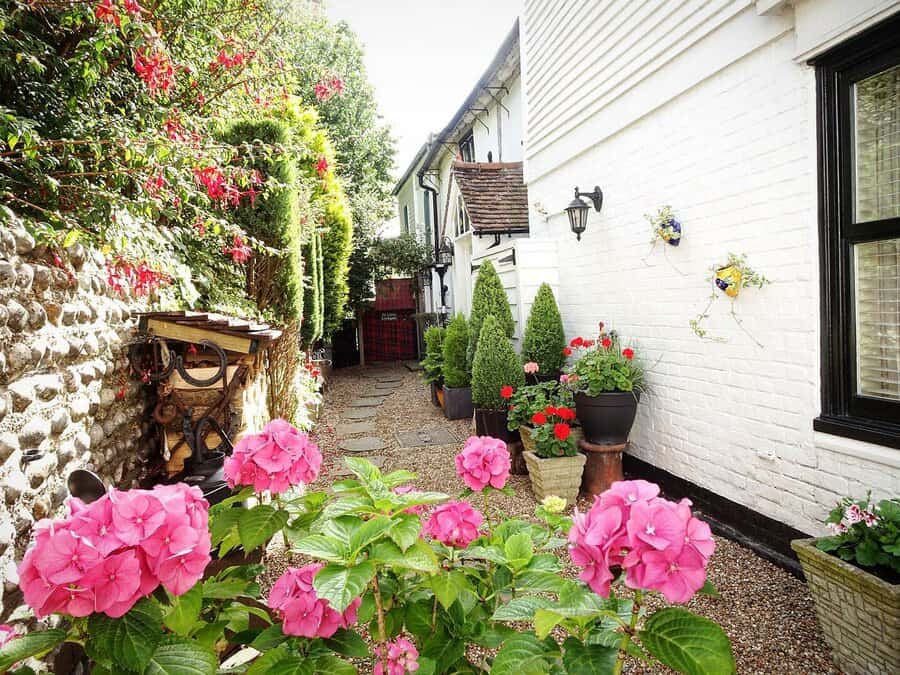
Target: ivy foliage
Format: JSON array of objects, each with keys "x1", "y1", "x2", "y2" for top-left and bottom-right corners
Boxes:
[
  {"x1": 471, "y1": 314, "x2": 525, "y2": 410},
  {"x1": 467, "y1": 260, "x2": 515, "y2": 368},
  {"x1": 442, "y1": 313, "x2": 470, "y2": 389},
  {"x1": 521, "y1": 283, "x2": 566, "y2": 375}
]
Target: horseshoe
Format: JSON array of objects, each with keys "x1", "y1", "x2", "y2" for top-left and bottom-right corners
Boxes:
[{"x1": 176, "y1": 340, "x2": 228, "y2": 387}]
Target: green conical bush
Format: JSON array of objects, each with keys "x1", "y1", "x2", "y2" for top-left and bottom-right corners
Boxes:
[
  {"x1": 467, "y1": 260, "x2": 515, "y2": 367},
  {"x1": 521, "y1": 283, "x2": 566, "y2": 374},
  {"x1": 420, "y1": 326, "x2": 445, "y2": 385},
  {"x1": 472, "y1": 314, "x2": 525, "y2": 410},
  {"x1": 442, "y1": 314, "x2": 470, "y2": 388}
]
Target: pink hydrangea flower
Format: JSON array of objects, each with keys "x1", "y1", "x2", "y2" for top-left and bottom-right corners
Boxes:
[
  {"x1": 225, "y1": 419, "x2": 322, "y2": 494},
  {"x1": 393, "y1": 485, "x2": 426, "y2": 515},
  {"x1": 423, "y1": 501, "x2": 483, "y2": 549},
  {"x1": 268, "y1": 564, "x2": 361, "y2": 638},
  {"x1": 454, "y1": 436, "x2": 511, "y2": 491},
  {"x1": 374, "y1": 636, "x2": 420, "y2": 675}
]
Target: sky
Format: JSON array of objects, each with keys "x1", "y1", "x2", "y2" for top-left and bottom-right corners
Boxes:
[{"x1": 325, "y1": 0, "x2": 523, "y2": 183}]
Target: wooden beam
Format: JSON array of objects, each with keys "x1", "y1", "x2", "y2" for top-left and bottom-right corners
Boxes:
[{"x1": 145, "y1": 318, "x2": 255, "y2": 354}]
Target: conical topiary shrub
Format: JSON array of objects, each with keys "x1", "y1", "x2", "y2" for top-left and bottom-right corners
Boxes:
[
  {"x1": 472, "y1": 314, "x2": 525, "y2": 410},
  {"x1": 442, "y1": 314, "x2": 470, "y2": 389},
  {"x1": 467, "y1": 260, "x2": 515, "y2": 368},
  {"x1": 521, "y1": 283, "x2": 566, "y2": 376},
  {"x1": 421, "y1": 326, "x2": 445, "y2": 386}
]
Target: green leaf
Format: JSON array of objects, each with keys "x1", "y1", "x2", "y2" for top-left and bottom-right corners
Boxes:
[
  {"x1": 238, "y1": 505, "x2": 289, "y2": 552},
  {"x1": 87, "y1": 599, "x2": 163, "y2": 672},
  {"x1": 388, "y1": 512, "x2": 421, "y2": 551},
  {"x1": 294, "y1": 534, "x2": 348, "y2": 563},
  {"x1": 349, "y1": 515, "x2": 395, "y2": 554},
  {"x1": 313, "y1": 561, "x2": 376, "y2": 612},
  {"x1": 639, "y1": 608, "x2": 736, "y2": 675},
  {"x1": 267, "y1": 654, "x2": 316, "y2": 675},
  {"x1": 491, "y1": 596, "x2": 555, "y2": 621},
  {"x1": 62, "y1": 228, "x2": 80, "y2": 248},
  {"x1": 429, "y1": 570, "x2": 472, "y2": 610},
  {"x1": 0, "y1": 629, "x2": 67, "y2": 673},
  {"x1": 343, "y1": 457, "x2": 382, "y2": 482},
  {"x1": 698, "y1": 580, "x2": 720, "y2": 597},
  {"x1": 516, "y1": 570, "x2": 576, "y2": 594},
  {"x1": 371, "y1": 539, "x2": 439, "y2": 573},
  {"x1": 421, "y1": 631, "x2": 466, "y2": 673},
  {"x1": 491, "y1": 633, "x2": 552, "y2": 675},
  {"x1": 245, "y1": 646, "x2": 292, "y2": 675},
  {"x1": 323, "y1": 628, "x2": 370, "y2": 658},
  {"x1": 504, "y1": 532, "x2": 535, "y2": 570},
  {"x1": 249, "y1": 624, "x2": 288, "y2": 651},
  {"x1": 202, "y1": 578, "x2": 258, "y2": 600},
  {"x1": 164, "y1": 585, "x2": 202, "y2": 636},
  {"x1": 209, "y1": 508, "x2": 242, "y2": 546},
  {"x1": 144, "y1": 639, "x2": 216, "y2": 675},
  {"x1": 561, "y1": 637, "x2": 617, "y2": 674},
  {"x1": 313, "y1": 655, "x2": 357, "y2": 675},
  {"x1": 533, "y1": 608, "x2": 564, "y2": 640}
]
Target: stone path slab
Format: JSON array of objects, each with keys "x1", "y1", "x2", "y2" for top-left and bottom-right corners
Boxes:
[
  {"x1": 337, "y1": 421, "x2": 376, "y2": 437},
  {"x1": 342, "y1": 407, "x2": 377, "y2": 420},
  {"x1": 350, "y1": 397, "x2": 385, "y2": 407},
  {"x1": 333, "y1": 456, "x2": 385, "y2": 477},
  {"x1": 339, "y1": 437, "x2": 387, "y2": 453},
  {"x1": 396, "y1": 428, "x2": 458, "y2": 448},
  {"x1": 373, "y1": 377, "x2": 403, "y2": 384},
  {"x1": 373, "y1": 383, "x2": 399, "y2": 391}
]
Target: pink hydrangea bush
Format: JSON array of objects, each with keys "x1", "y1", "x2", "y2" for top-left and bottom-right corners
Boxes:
[
  {"x1": 454, "y1": 436, "x2": 511, "y2": 491},
  {"x1": 568, "y1": 480, "x2": 714, "y2": 603},
  {"x1": 224, "y1": 418, "x2": 322, "y2": 493},
  {"x1": 423, "y1": 500, "x2": 483, "y2": 549},
  {"x1": 18, "y1": 483, "x2": 211, "y2": 618},
  {"x1": 374, "y1": 636, "x2": 420, "y2": 675},
  {"x1": 267, "y1": 563, "x2": 361, "y2": 638}
]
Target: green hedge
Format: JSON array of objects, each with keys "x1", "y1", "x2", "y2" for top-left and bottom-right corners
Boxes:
[
  {"x1": 521, "y1": 283, "x2": 566, "y2": 374},
  {"x1": 467, "y1": 260, "x2": 514, "y2": 368},
  {"x1": 442, "y1": 313, "x2": 470, "y2": 388},
  {"x1": 301, "y1": 230, "x2": 324, "y2": 345},
  {"x1": 471, "y1": 314, "x2": 525, "y2": 409}
]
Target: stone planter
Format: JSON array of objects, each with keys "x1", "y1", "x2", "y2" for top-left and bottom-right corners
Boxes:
[
  {"x1": 443, "y1": 385, "x2": 473, "y2": 420},
  {"x1": 523, "y1": 450, "x2": 586, "y2": 505},
  {"x1": 791, "y1": 538, "x2": 899, "y2": 675}
]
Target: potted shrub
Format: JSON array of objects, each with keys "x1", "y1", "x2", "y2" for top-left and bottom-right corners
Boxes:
[
  {"x1": 442, "y1": 313, "x2": 474, "y2": 420},
  {"x1": 792, "y1": 495, "x2": 899, "y2": 675},
  {"x1": 467, "y1": 260, "x2": 515, "y2": 369},
  {"x1": 522, "y1": 409, "x2": 586, "y2": 504},
  {"x1": 521, "y1": 283, "x2": 566, "y2": 382},
  {"x1": 420, "y1": 325, "x2": 445, "y2": 407},
  {"x1": 471, "y1": 314, "x2": 524, "y2": 441},
  {"x1": 565, "y1": 325, "x2": 644, "y2": 445}
]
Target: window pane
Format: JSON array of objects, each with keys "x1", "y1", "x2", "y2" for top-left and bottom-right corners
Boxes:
[
  {"x1": 855, "y1": 238, "x2": 900, "y2": 400},
  {"x1": 854, "y1": 64, "x2": 900, "y2": 223}
]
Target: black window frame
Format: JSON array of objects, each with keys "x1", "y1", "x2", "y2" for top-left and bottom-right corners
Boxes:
[
  {"x1": 814, "y1": 13, "x2": 900, "y2": 449},
  {"x1": 459, "y1": 131, "x2": 475, "y2": 163}
]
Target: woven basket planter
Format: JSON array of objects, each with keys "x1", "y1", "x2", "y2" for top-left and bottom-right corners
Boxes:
[
  {"x1": 792, "y1": 538, "x2": 899, "y2": 675},
  {"x1": 523, "y1": 450, "x2": 586, "y2": 505}
]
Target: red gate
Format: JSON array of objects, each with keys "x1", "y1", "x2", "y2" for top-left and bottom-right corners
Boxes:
[{"x1": 362, "y1": 279, "x2": 418, "y2": 363}]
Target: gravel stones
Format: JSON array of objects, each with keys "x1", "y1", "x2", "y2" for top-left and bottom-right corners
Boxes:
[
  {"x1": 339, "y1": 437, "x2": 386, "y2": 453},
  {"x1": 342, "y1": 407, "x2": 377, "y2": 420}
]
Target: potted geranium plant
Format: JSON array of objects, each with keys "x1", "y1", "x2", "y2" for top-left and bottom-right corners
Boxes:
[
  {"x1": 521, "y1": 283, "x2": 566, "y2": 382},
  {"x1": 521, "y1": 407, "x2": 585, "y2": 504},
  {"x1": 507, "y1": 380, "x2": 581, "y2": 454},
  {"x1": 792, "y1": 494, "x2": 899, "y2": 675},
  {"x1": 421, "y1": 325, "x2": 445, "y2": 407},
  {"x1": 471, "y1": 314, "x2": 524, "y2": 441},
  {"x1": 565, "y1": 324, "x2": 644, "y2": 445},
  {"x1": 442, "y1": 313, "x2": 474, "y2": 420}
]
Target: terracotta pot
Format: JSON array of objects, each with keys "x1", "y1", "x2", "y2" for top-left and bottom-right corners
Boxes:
[
  {"x1": 443, "y1": 385, "x2": 473, "y2": 420},
  {"x1": 523, "y1": 450, "x2": 586, "y2": 505},
  {"x1": 474, "y1": 409, "x2": 518, "y2": 443},
  {"x1": 578, "y1": 439, "x2": 625, "y2": 498},
  {"x1": 436, "y1": 387, "x2": 445, "y2": 408},
  {"x1": 575, "y1": 391, "x2": 639, "y2": 445},
  {"x1": 429, "y1": 382, "x2": 441, "y2": 407}
]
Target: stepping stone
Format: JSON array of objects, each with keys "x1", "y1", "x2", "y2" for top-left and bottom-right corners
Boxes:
[
  {"x1": 333, "y1": 456, "x2": 385, "y2": 477},
  {"x1": 339, "y1": 437, "x2": 387, "y2": 453},
  {"x1": 337, "y1": 421, "x2": 376, "y2": 437},
  {"x1": 403, "y1": 361, "x2": 423, "y2": 372},
  {"x1": 350, "y1": 397, "x2": 385, "y2": 407},
  {"x1": 396, "y1": 428, "x2": 458, "y2": 448},
  {"x1": 374, "y1": 377, "x2": 402, "y2": 385},
  {"x1": 343, "y1": 407, "x2": 377, "y2": 420},
  {"x1": 374, "y1": 383, "x2": 399, "y2": 391}
]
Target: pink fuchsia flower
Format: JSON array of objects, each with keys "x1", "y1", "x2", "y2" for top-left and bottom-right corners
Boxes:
[
  {"x1": 559, "y1": 374, "x2": 569, "y2": 384},
  {"x1": 523, "y1": 361, "x2": 540, "y2": 374},
  {"x1": 374, "y1": 636, "x2": 420, "y2": 675},
  {"x1": 316, "y1": 156, "x2": 330, "y2": 176},
  {"x1": 123, "y1": 0, "x2": 144, "y2": 17},
  {"x1": 134, "y1": 47, "x2": 176, "y2": 97},
  {"x1": 268, "y1": 564, "x2": 361, "y2": 638},
  {"x1": 94, "y1": 0, "x2": 120, "y2": 26},
  {"x1": 225, "y1": 419, "x2": 322, "y2": 494},
  {"x1": 455, "y1": 436, "x2": 511, "y2": 491},
  {"x1": 423, "y1": 501, "x2": 483, "y2": 549},
  {"x1": 845, "y1": 504, "x2": 863, "y2": 524},
  {"x1": 223, "y1": 234, "x2": 252, "y2": 264}
]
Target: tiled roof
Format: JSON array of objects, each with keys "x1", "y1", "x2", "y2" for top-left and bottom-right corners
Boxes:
[{"x1": 452, "y1": 161, "x2": 530, "y2": 234}]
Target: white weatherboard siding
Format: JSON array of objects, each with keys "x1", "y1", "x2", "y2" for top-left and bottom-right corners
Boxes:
[{"x1": 522, "y1": 0, "x2": 900, "y2": 536}]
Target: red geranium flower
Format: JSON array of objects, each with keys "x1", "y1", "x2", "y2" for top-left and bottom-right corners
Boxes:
[
  {"x1": 554, "y1": 423, "x2": 571, "y2": 441},
  {"x1": 622, "y1": 348, "x2": 635, "y2": 360},
  {"x1": 562, "y1": 347, "x2": 573, "y2": 357},
  {"x1": 531, "y1": 412, "x2": 547, "y2": 426},
  {"x1": 557, "y1": 407, "x2": 576, "y2": 421},
  {"x1": 500, "y1": 386, "x2": 514, "y2": 400},
  {"x1": 583, "y1": 339, "x2": 596, "y2": 348},
  {"x1": 570, "y1": 337, "x2": 584, "y2": 348},
  {"x1": 601, "y1": 338, "x2": 613, "y2": 349},
  {"x1": 544, "y1": 406, "x2": 558, "y2": 417}
]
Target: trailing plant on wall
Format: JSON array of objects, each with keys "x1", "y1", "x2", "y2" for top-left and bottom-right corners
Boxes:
[
  {"x1": 521, "y1": 283, "x2": 566, "y2": 376},
  {"x1": 690, "y1": 253, "x2": 771, "y2": 346},
  {"x1": 467, "y1": 260, "x2": 515, "y2": 368},
  {"x1": 471, "y1": 314, "x2": 525, "y2": 410},
  {"x1": 442, "y1": 313, "x2": 471, "y2": 389}
]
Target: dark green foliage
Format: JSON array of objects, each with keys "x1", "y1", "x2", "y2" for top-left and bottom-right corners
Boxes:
[
  {"x1": 467, "y1": 261, "x2": 515, "y2": 367},
  {"x1": 471, "y1": 314, "x2": 525, "y2": 410},
  {"x1": 221, "y1": 118, "x2": 302, "y2": 324},
  {"x1": 521, "y1": 283, "x2": 566, "y2": 374},
  {"x1": 301, "y1": 231, "x2": 324, "y2": 345},
  {"x1": 442, "y1": 314, "x2": 470, "y2": 389},
  {"x1": 421, "y1": 326, "x2": 445, "y2": 385},
  {"x1": 321, "y1": 194, "x2": 353, "y2": 336}
]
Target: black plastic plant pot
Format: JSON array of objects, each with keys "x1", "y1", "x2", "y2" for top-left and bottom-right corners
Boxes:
[
  {"x1": 574, "y1": 391, "x2": 640, "y2": 445},
  {"x1": 530, "y1": 371, "x2": 562, "y2": 385},
  {"x1": 474, "y1": 408, "x2": 520, "y2": 443},
  {"x1": 443, "y1": 386, "x2": 474, "y2": 420}
]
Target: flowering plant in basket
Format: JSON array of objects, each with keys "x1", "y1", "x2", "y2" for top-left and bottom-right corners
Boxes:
[{"x1": 565, "y1": 327, "x2": 644, "y2": 395}]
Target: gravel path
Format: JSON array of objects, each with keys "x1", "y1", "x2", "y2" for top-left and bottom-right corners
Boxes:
[{"x1": 273, "y1": 364, "x2": 840, "y2": 675}]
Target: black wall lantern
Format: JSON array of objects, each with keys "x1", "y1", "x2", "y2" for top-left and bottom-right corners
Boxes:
[
  {"x1": 432, "y1": 236, "x2": 454, "y2": 324},
  {"x1": 565, "y1": 186, "x2": 603, "y2": 241}
]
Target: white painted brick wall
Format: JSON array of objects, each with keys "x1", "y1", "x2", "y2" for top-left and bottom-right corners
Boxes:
[{"x1": 523, "y1": 26, "x2": 900, "y2": 536}]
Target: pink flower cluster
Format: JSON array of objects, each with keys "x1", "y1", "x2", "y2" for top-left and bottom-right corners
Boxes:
[
  {"x1": 268, "y1": 564, "x2": 360, "y2": 638},
  {"x1": 209, "y1": 47, "x2": 251, "y2": 72},
  {"x1": 568, "y1": 480, "x2": 715, "y2": 604},
  {"x1": 224, "y1": 419, "x2": 322, "y2": 494},
  {"x1": 106, "y1": 256, "x2": 170, "y2": 297},
  {"x1": 423, "y1": 501, "x2": 483, "y2": 549},
  {"x1": 18, "y1": 484, "x2": 211, "y2": 618},
  {"x1": 315, "y1": 76, "x2": 345, "y2": 102},
  {"x1": 374, "y1": 637, "x2": 420, "y2": 675},
  {"x1": 223, "y1": 234, "x2": 252, "y2": 264},
  {"x1": 454, "y1": 436, "x2": 510, "y2": 492},
  {"x1": 134, "y1": 47, "x2": 176, "y2": 97}
]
